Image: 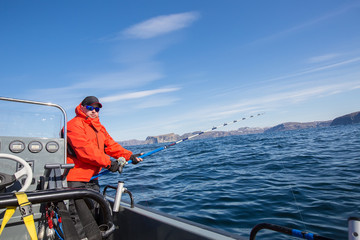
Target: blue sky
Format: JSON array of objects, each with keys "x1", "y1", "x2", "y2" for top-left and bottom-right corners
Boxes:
[{"x1": 1, "y1": 1, "x2": 360, "y2": 140}]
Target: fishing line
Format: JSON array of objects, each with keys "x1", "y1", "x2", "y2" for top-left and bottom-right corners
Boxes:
[
  {"x1": 91, "y1": 113, "x2": 264, "y2": 180},
  {"x1": 279, "y1": 159, "x2": 307, "y2": 232}
]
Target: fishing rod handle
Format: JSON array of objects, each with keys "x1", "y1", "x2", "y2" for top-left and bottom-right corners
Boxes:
[
  {"x1": 139, "y1": 146, "x2": 165, "y2": 158},
  {"x1": 122, "y1": 147, "x2": 164, "y2": 166}
]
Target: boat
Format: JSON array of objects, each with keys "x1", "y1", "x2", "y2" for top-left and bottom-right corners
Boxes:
[{"x1": 0, "y1": 96, "x2": 358, "y2": 240}]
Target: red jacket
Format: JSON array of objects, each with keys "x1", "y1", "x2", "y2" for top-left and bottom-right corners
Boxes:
[{"x1": 66, "y1": 104, "x2": 132, "y2": 181}]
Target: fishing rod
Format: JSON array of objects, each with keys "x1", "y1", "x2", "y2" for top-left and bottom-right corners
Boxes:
[{"x1": 91, "y1": 113, "x2": 264, "y2": 180}]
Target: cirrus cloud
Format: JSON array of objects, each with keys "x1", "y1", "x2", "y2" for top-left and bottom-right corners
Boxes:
[
  {"x1": 101, "y1": 87, "x2": 181, "y2": 102},
  {"x1": 122, "y1": 11, "x2": 200, "y2": 39}
]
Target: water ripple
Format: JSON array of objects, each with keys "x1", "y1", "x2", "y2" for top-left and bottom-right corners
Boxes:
[{"x1": 102, "y1": 124, "x2": 360, "y2": 239}]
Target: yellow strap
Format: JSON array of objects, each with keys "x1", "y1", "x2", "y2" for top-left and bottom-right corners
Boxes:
[
  {"x1": 22, "y1": 215, "x2": 38, "y2": 240},
  {"x1": 15, "y1": 192, "x2": 38, "y2": 240},
  {"x1": 0, "y1": 206, "x2": 16, "y2": 235},
  {"x1": 0, "y1": 193, "x2": 38, "y2": 240}
]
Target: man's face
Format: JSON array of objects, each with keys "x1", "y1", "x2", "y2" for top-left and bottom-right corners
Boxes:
[{"x1": 81, "y1": 104, "x2": 100, "y2": 119}]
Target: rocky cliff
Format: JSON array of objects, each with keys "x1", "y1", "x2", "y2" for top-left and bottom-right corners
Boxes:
[
  {"x1": 331, "y1": 111, "x2": 360, "y2": 126},
  {"x1": 145, "y1": 133, "x2": 180, "y2": 144}
]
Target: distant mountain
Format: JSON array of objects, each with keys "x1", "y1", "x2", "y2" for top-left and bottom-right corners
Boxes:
[
  {"x1": 118, "y1": 139, "x2": 147, "y2": 146},
  {"x1": 264, "y1": 121, "x2": 331, "y2": 133},
  {"x1": 118, "y1": 111, "x2": 359, "y2": 146},
  {"x1": 331, "y1": 111, "x2": 360, "y2": 126},
  {"x1": 118, "y1": 127, "x2": 267, "y2": 146}
]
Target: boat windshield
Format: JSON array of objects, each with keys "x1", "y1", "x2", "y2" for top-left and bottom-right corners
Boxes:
[{"x1": 0, "y1": 100, "x2": 64, "y2": 138}]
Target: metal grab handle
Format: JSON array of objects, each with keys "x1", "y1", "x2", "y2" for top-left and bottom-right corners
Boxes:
[
  {"x1": 103, "y1": 182, "x2": 134, "y2": 209},
  {"x1": 0, "y1": 188, "x2": 116, "y2": 238},
  {"x1": 249, "y1": 223, "x2": 334, "y2": 240}
]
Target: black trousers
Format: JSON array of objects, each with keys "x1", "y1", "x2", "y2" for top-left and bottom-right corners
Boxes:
[
  {"x1": 67, "y1": 180, "x2": 102, "y2": 240},
  {"x1": 67, "y1": 180, "x2": 100, "y2": 214}
]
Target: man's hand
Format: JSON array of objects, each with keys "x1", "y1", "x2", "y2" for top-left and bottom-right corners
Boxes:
[
  {"x1": 130, "y1": 153, "x2": 143, "y2": 165},
  {"x1": 107, "y1": 161, "x2": 120, "y2": 172}
]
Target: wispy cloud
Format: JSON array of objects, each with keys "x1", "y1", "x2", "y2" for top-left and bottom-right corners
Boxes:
[
  {"x1": 101, "y1": 87, "x2": 180, "y2": 103},
  {"x1": 307, "y1": 53, "x2": 339, "y2": 63},
  {"x1": 25, "y1": 67, "x2": 166, "y2": 110},
  {"x1": 249, "y1": 2, "x2": 360, "y2": 46},
  {"x1": 74, "y1": 70, "x2": 164, "y2": 90},
  {"x1": 228, "y1": 80, "x2": 360, "y2": 112},
  {"x1": 215, "y1": 55, "x2": 360, "y2": 101},
  {"x1": 264, "y1": 57, "x2": 360, "y2": 83},
  {"x1": 121, "y1": 12, "x2": 200, "y2": 39},
  {"x1": 135, "y1": 96, "x2": 180, "y2": 109},
  {"x1": 192, "y1": 79, "x2": 360, "y2": 125}
]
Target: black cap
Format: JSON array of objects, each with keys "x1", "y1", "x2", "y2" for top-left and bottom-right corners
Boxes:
[{"x1": 81, "y1": 96, "x2": 102, "y2": 108}]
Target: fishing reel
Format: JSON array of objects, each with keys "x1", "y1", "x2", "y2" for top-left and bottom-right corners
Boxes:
[{"x1": 116, "y1": 157, "x2": 127, "y2": 174}]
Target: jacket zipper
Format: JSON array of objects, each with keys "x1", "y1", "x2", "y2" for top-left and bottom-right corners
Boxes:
[
  {"x1": 86, "y1": 117, "x2": 101, "y2": 150},
  {"x1": 94, "y1": 128, "x2": 100, "y2": 149}
]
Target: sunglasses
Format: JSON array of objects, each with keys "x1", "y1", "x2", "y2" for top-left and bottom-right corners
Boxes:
[{"x1": 86, "y1": 105, "x2": 100, "y2": 112}]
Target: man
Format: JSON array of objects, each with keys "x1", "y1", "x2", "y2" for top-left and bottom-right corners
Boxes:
[
  {"x1": 66, "y1": 96, "x2": 142, "y2": 238},
  {"x1": 66, "y1": 96, "x2": 142, "y2": 186}
]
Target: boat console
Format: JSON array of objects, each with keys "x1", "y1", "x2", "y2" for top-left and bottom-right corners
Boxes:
[{"x1": 0, "y1": 97, "x2": 115, "y2": 239}]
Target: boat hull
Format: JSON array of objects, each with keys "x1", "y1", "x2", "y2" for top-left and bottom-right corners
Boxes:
[{"x1": 109, "y1": 200, "x2": 245, "y2": 240}]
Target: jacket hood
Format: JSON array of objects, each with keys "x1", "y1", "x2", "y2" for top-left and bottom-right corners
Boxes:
[{"x1": 75, "y1": 104, "x2": 103, "y2": 131}]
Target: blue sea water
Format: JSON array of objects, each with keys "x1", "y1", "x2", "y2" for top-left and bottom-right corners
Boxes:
[{"x1": 102, "y1": 124, "x2": 360, "y2": 239}]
